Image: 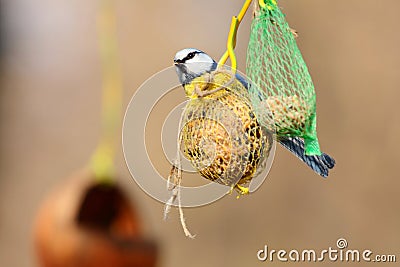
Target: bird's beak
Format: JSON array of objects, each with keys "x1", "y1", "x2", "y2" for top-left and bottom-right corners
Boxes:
[{"x1": 174, "y1": 62, "x2": 183, "y2": 68}]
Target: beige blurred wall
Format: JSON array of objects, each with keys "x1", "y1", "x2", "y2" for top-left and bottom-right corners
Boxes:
[{"x1": 0, "y1": 0, "x2": 399, "y2": 266}]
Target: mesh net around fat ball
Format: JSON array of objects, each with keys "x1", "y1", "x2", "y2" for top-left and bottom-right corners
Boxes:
[
  {"x1": 180, "y1": 68, "x2": 273, "y2": 189},
  {"x1": 246, "y1": 0, "x2": 322, "y2": 156}
]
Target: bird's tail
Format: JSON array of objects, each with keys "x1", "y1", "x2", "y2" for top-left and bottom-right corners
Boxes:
[{"x1": 278, "y1": 136, "x2": 335, "y2": 177}]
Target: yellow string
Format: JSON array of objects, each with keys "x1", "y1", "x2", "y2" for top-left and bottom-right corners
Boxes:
[
  {"x1": 218, "y1": 0, "x2": 253, "y2": 71},
  {"x1": 237, "y1": 0, "x2": 253, "y2": 21},
  {"x1": 90, "y1": 0, "x2": 122, "y2": 183},
  {"x1": 226, "y1": 16, "x2": 238, "y2": 71}
]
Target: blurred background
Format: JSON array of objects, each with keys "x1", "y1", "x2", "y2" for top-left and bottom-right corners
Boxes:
[{"x1": 0, "y1": 0, "x2": 399, "y2": 266}]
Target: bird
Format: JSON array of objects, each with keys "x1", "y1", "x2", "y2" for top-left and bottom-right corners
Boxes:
[
  {"x1": 174, "y1": 48, "x2": 273, "y2": 195},
  {"x1": 174, "y1": 48, "x2": 335, "y2": 178}
]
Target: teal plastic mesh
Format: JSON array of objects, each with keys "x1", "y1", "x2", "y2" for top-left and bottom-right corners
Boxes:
[{"x1": 246, "y1": 1, "x2": 322, "y2": 155}]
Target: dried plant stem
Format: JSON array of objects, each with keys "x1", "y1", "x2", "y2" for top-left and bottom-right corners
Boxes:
[{"x1": 90, "y1": 0, "x2": 123, "y2": 183}]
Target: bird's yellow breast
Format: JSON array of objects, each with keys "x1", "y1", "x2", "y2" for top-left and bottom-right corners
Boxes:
[{"x1": 184, "y1": 70, "x2": 236, "y2": 99}]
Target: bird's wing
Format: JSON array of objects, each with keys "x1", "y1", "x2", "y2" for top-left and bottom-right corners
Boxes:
[{"x1": 278, "y1": 136, "x2": 335, "y2": 177}]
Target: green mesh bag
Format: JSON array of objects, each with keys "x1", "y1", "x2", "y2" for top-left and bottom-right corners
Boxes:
[{"x1": 246, "y1": 0, "x2": 322, "y2": 156}]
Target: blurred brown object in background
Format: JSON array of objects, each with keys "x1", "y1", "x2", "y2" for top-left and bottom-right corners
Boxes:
[{"x1": 33, "y1": 170, "x2": 158, "y2": 267}]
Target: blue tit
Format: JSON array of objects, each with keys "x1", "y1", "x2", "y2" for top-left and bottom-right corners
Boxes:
[
  {"x1": 174, "y1": 48, "x2": 270, "y2": 194},
  {"x1": 174, "y1": 48, "x2": 335, "y2": 177}
]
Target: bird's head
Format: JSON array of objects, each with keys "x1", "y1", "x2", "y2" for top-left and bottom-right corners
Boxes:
[{"x1": 174, "y1": 48, "x2": 217, "y2": 85}]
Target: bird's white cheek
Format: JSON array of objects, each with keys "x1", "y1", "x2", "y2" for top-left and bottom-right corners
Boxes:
[{"x1": 187, "y1": 62, "x2": 213, "y2": 76}]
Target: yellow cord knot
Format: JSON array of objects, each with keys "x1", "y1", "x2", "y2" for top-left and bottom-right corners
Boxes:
[{"x1": 259, "y1": 0, "x2": 277, "y2": 10}]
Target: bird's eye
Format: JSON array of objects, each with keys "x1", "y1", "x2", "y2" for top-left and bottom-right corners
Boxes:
[{"x1": 187, "y1": 52, "x2": 195, "y2": 59}]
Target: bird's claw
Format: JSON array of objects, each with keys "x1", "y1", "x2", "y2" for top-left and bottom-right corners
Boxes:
[{"x1": 235, "y1": 184, "x2": 250, "y2": 199}]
